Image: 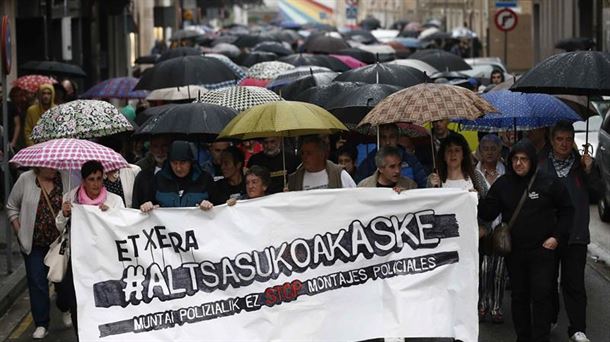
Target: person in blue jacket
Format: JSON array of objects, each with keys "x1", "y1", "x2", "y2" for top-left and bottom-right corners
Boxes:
[
  {"x1": 139, "y1": 140, "x2": 221, "y2": 212},
  {"x1": 357, "y1": 123, "x2": 428, "y2": 188}
]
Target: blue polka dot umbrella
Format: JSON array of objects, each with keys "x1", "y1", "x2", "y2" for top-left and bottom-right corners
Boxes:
[{"x1": 454, "y1": 90, "x2": 583, "y2": 132}]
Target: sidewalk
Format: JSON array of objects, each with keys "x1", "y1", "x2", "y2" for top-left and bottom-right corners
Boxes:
[{"x1": 0, "y1": 208, "x2": 26, "y2": 319}]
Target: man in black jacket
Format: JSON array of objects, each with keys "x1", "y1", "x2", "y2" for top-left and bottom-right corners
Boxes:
[
  {"x1": 539, "y1": 121, "x2": 601, "y2": 342},
  {"x1": 479, "y1": 139, "x2": 574, "y2": 342}
]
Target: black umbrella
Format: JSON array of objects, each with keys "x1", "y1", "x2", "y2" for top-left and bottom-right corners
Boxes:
[
  {"x1": 240, "y1": 51, "x2": 278, "y2": 67},
  {"x1": 135, "y1": 103, "x2": 237, "y2": 141},
  {"x1": 133, "y1": 56, "x2": 242, "y2": 90},
  {"x1": 390, "y1": 20, "x2": 410, "y2": 31},
  {"x1": 303, "y1": 34, "x2": 350, "y2": 54},
  {"x1": 157, "y1": 47, "x2": 201, "y2": 63},
  {"x1": 212, "y1": 35, "x2": 239, "y2": 46},
  {"x1": 279, "y1": 72, "x2": 338, "y2": 101},
  {"x1": 296, "y1": 82, "x2": 362, "y2": 108},
  {"x1": 326, "y1": 83, "x2": 402, "y2": 124},
  {"x1": 252, "y1": 41, "x2": 293, "y2": 57},
  {"x1": 336, "y1": 48, "x2": 376, "y2": 64},
  {"x1": 419, "y1": 32, "x2": 453, "y2": 41},
  {"x1": 398, "y1": 30, "x2": 420, "y2": 38},
  {"x1": 342, "y1": 30, "x2": 378, "y2": 45},
  {"x1": 555, "y1": 37, "x2": 596, "y2": 52},
  {"x1": 273, "y1": 29, "x2": 301, "y2": 44},
  {"x1": 279, "y1": 53, "x2": 350, "y2": 72},
  {"x1": 511, "y1": 51, "x2": 610, "y2": 145},
  {"x1": 170, "y1": 29, "x2": 203, "y2": 41},
  {"x1": 511, "y1": 51, "x2": 610, "y2": 95},
  {"x1": 233, "y1": 33, "x2": 279, "y2": 48},
  {"x1": 409, "y1": 49, "x2": 472, "y2": 71},
  {"x1": 134, "y1": 54, "x2": 159, "y2": 64},
  {"x1": 333, "y1": 63, "x2": 430, "y2": 88},
  {"x1": 21, "y1": 60, "x2": 87, "y2": 78}
]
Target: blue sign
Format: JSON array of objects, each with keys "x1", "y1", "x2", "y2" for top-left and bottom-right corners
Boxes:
[
  {"x1": 346, "y1": 6, "x2": 358, "y2": 20},
  {"x1": 496, "y1": 0, "x2": 517, "y2": 7}
]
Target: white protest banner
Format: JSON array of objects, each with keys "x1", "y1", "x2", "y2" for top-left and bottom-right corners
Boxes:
[{"x1": 71, "y1": 188, "x2": 478, "y2": 341}]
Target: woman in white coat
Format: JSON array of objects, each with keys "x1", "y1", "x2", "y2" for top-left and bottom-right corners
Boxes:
[{"x1": 55, "y1": 160, "x2": 124, "y2": 337}]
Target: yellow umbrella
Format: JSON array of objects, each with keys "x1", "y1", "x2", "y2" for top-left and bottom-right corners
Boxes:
[
  {"x1": 217, "y1": 101, "x2": 348, "y2": 140},
  {"x1": 218, "y1": 101, "x2": 348, "y2": 188}
]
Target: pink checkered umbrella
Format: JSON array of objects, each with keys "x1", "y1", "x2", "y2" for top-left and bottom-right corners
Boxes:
[{"x1": 10, "y1": 138, "x2": 128, "y2": 171}]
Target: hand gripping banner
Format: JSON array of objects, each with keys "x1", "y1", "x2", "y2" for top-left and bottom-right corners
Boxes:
[{"x1": 71, "y1": 188, "x2": 479, "y2": 341}]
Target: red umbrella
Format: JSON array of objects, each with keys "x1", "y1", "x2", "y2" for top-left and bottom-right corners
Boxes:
[{"x1": 12, "y1": 75, "x2": 57, "y2": 93}]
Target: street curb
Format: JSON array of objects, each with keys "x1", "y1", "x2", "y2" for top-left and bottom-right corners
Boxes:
[
  {"x1": 588, "y1": 242, "x2": 610, "y2": 265},
  {"x1": 0, "y1": 264, "x2": 26, "y2": 318},
  {"x1": 587, "y1": 243, "x2": 610, "y2": 283}
]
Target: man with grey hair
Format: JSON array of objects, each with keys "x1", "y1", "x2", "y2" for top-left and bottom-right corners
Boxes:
[
  {"x1": 358, "y1": 146, "x2": 417, "y2": 191},
  {"x1": 288, "y1": 135, "x2": 356, "y2": 191}
]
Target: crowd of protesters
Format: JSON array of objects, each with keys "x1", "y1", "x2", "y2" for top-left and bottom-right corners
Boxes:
[{"x1": 0, "y1": 32, "x2": 598, "y2": 342}]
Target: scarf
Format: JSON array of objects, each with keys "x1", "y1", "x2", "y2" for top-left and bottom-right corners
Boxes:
[
  {"x1": 549, "y1": 151, "x2": 574, "y2": 178},
  {"x1": 77, "y1": 185, "x2": 108, "y2": 205}
]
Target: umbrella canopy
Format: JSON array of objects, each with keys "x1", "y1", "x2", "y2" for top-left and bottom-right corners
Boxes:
[
  {"x1": 135, "y1": 103, "x2": 238, "y2": 140},
  {"x1": 80, "y1": 77, "x2": 147, "y2": 99},
  {"x1": 240, "y1": 51, "x2": 278, "y2": 67},
  {"x1": 133, "y1": 55, "x2": 243, "y2": 91},
  {"x1": 252, "y1": 41, "x2": 293, "y2": 57},
  {"x1": 30, "y1": 100, "x2": 134, "y2": 143},
  {"x1": 342, "y1": 30, "x2": 378, "y2": 44},
  {"x1": 245, "y1": 61, "x2": 295, "y2": 80},
  {"x1": 325, "y1": 83, "x2": 403, "y2": 124},
  {"x1": 205, "y1": 53, "x2": 247, "y2": 80},
  {"x1": 303, "y1": 34, "x2": 350, "y2": 54},
  {"x1": 334, "y1": 63, "x2": 430, "y2": 88},
  {"x1": 273, "y1": 30, "x2": 301, "y2": 44},
  {"x1": 157, "y1": 47, "x2": 201, "y2": 63},
  {"x1": 279, "y1": 53, "x2": 350, "y2": 72},
  {"x1": 197, "y1": 86, "x2": 282, "y2": 111},
  {"x1": 388, "y1": 59, "x2": 438, "y2": 75},
  {"x1": 409, "y1": 49, "x2": 472, "y2": 71},
  {"x1": 279, "y1": 72, "x2": 338, "y2": 101},
  {"x1": 209, "y1": 43, "x2": 241, "y2": 58},
  {"x1": 455, "y1": 90, "x2": 582, "y2": 131},
  {"x1": 267, "y1": 66, "x2": 332, "y2": 90},
  {"x1": 511, "y1": 51, "x2": 610, "y2": 95},
  {"x1": 296, "y1": 82, "x2": 363, "y2": 108},
  {"x1": 329, "y1": 55, "x2": 367, "y2": 69},
  {"x1": 12, "y1": 75, "x2": 57, "y2": 93},
  {"x1": 145, "y1": 85, "x2": 208, "y2": 101},
  {"x1": 336, "y1": 48, "x2": 376, "y2": 64},
  {"x1": 21, "y1": 60, "x2": 87, "y2": 78},
  {"x1": 418, "y1": 27, "x2": 440, "y2": 40},
  {"x1": 218, "y1": 101, "x2": 348, "y2": 140},
  {"x1": 555, "y1": 37, "x2": 595, "y2": 52},
  {"x1": 452, "y1": 27, "x2": 477, "y2": 38},
  {"x1": 392, "y1": 37, "x2": 422, "y2": 49},
  {"x1": 359, "y1": 83, "x2": 496, "y2": 126},
  {"x1": 233, "y1": 33, "x2": 280, "y2": 48},
  {"x1": 134, "y1": 54, "x2": 159, "y2": 64},
  {"x1": 430, "y1": 71, "x2": 471, "y2": 81},
  {"x1": 419, "y1": 31, "x2": 453, "y2": 42},
  {"x1": 170, "y1": 29, "x2": 203, "y2": 41},
  {"x1": 10, "y1": 138, "x2": 128, "y2": 171}
]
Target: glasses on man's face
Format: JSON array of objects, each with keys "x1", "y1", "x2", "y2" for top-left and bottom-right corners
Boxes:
[{"x1": 511, "y1": 156, "x2": 529, "y2": 164}]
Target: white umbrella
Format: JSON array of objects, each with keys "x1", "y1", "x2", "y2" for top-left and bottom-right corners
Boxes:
[{"x1": 146, "y1": 85, "x2": 208, "y2": 101}]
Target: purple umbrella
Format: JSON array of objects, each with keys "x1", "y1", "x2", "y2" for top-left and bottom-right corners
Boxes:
[{"x1": 80, "y1": 77, "x2": 148, "y2": 99}]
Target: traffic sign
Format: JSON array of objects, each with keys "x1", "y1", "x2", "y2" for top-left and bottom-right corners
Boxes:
[
  {"x1": 494, "y1": 8, "x2": 518, "y2": 32},
  {"x1": 1, "y1": 16, "x2": 11, "y2": 75},
  {"x1": 495, "y1": 0, "x2": 518, "y2": 7}
]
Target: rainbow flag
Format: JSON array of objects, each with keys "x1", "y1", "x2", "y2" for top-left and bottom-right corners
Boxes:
[{"x1": 278, "y1": 0, "x2": 334, "y2": 25}]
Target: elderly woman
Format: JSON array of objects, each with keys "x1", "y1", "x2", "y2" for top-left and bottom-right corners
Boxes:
[
  {"x1": 7, "y1": 167, "x2": 72, "y2": 339},
  {"x1": 476, "y1": 134, "x2": 508, "y2": 323},
  {"x1": 56, "y1": 160, "x2": 124, "y2": 336},
  {"x1": 227, "y1": 166, "x2": 272, "y2": 206}
]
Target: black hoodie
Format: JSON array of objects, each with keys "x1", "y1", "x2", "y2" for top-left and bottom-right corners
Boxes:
[{"x1": 478, "y1": 139, "x2": 574, "y2": 251}]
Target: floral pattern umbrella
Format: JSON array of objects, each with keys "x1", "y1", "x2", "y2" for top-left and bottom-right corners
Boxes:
[
  {"x1": 197, "y1": 86, "x2": 282, "y2": 112},
  {"x1": 12, "y1": 75, "x2": 57, "y2": 93},
  {"x1": 244, "y1": 61, "x2": 295, "y2": 80},
  {"x1": 30, "y1": 100, "x2": 134, "y2": 143},
  {"x1": 10, "y1": 138, "x2": 128, "y2": 171}
]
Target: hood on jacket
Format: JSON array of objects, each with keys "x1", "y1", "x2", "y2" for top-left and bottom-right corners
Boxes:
[
  {"x1": 507, "y1": 138, "x2": 538, "y2": 178},
  {"x1": 37, "y1": 83, "x2": 55, "y2": 108}
]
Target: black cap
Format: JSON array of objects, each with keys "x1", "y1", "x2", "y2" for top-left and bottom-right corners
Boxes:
[{"x1": 169, "y1": 141, "x2": 194, "y2": 162}]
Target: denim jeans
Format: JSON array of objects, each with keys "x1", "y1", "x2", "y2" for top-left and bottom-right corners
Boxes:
[{"x1": 23, "y1": 246, "x2": 50, "y2": 328}]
